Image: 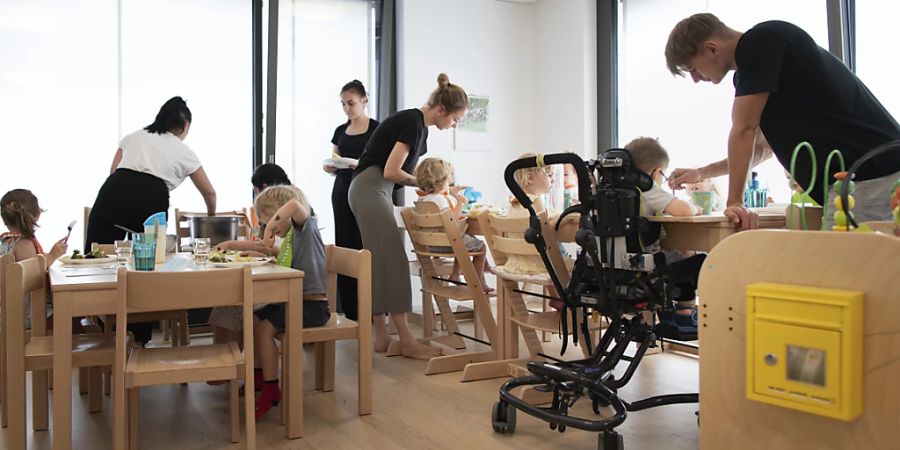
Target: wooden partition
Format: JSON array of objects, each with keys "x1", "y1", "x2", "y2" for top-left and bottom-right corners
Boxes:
[{"x1": 698, "y1": 230, "x2": 900, "y2": 449}]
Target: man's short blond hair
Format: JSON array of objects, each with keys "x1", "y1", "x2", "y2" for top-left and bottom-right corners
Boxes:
[
  {"x1": 415, "y1": 158, "x2": 454, "y2": 193},
  {"x1": 665, "y1": 13, "x2": 730, "y2": 76},
  {"x1": 624, "y1": 137, "x2": 669, "y2": 175}
]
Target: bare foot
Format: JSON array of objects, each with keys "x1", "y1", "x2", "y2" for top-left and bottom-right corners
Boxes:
[
  {"x1": 399, "y1": 341, "x2": 442, "y2": 360},
  {"x1": 374, "y1": 335, "x2": 393, "y2": 353}
]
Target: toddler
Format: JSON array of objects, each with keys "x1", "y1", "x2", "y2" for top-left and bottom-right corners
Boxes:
[
  {"x1": 1, "y1": 189, "x2": 68, "y2": 328},
  {"x1": 502, "y1": 152, "x2": 556, "y2": 275},
  {"x1": 415, "y1": 158, "x2": 491, "y2": 293},
  {"x1": 252, "y1": 185, "x2": 330, "y2": 419},
  {"x1": 683, "y1": 178, "x2": 725, "y2": 211},
  {"x1": 625, "y1": 137, "x2": 704, "y2": 341}
]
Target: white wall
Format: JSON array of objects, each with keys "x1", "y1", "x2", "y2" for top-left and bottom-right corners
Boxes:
[{"x1": 397, "y1": 0, "x2": 596, "y2": 206}]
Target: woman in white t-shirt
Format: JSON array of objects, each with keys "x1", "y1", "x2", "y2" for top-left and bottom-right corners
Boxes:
[{"x1": 85, "y1": 96, "x2": 216, "y2": 343}]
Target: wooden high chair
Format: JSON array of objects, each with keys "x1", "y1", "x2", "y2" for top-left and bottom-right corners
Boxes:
[
  {"x1": 3, "y1": 255, "x2": 118, "y2": 449},
  {"x1": 112, "y1": 266, "x2": 256, "y2": 450},
  {"x1": 463, "y1": 211, "x2": 602, "y2": 380},
  {"x1": 400, "y1": 204, "x2": 499, "y2": 379}
]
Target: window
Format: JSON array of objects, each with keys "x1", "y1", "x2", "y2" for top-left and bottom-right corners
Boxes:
[
  {"x1": 855, "y1": 2, "x2": 900, "y2": 120},
  {"x1": 618, "y1": 0, "x2": 829, "y2": 203}
]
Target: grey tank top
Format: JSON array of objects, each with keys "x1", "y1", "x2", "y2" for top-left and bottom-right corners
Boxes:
[{"x1": 290, "y1": 215, "x2": 327, "y2": 296}]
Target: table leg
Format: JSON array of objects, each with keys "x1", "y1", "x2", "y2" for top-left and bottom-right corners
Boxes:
[
  {"x1": 52, "y1": 294, "x2": 74, "y2": 450},
  {"x1": 285, "y1": 277, "x2": 303, "y2": 438}
]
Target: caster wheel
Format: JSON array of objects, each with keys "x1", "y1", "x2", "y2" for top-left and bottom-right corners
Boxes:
[
  {"x1": 549, "y1": 423, "x2": 557, "y2": 431},
  {"x1": 491, "y1": 402, "x2": 516, "y2": 434},
  {"x1": 598, "y1": 431, "x2": 624, "y2": 450},
  {"x1": 558, "y1": 425, "x2": 567, "y2": 433}
]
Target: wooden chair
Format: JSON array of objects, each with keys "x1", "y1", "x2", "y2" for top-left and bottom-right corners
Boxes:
[
  {"x1": 3, "y1": 255, "x2": 117, "y2": 448},
  {"x1": 279, "y1": 245, "x2": 373, "y2": 415},
  {"x1": 400, "y1": 205, "x2": 499, "y2": 378},
  {"x1": 475, "y1": 211, "x2": 602, "y2": 376},
  {"x1": 112, "y1": 266, "x2": 255, "y2": 450}
]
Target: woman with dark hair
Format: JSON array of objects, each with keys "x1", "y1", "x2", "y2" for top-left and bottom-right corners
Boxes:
[
  {"x1": 349, "y1": 73, "x2": 468, "y2": 359},
  {"x1": 252, "y1": 163, "x2": 292, "y2": 195},
  {"x1": 85, "y1": 96, "x2": 217, "y2": 344},
  {"x1": 323, "y1": 80, "x2": 378, "y2": 321}
]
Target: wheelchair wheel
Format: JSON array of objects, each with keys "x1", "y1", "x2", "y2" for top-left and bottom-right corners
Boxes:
[
  {"x1": 491, "y1": 401, "x2": 517, "y2": 434},
  {"x1": 598, "y1": 430, "x2": 624, "y2": 450}
]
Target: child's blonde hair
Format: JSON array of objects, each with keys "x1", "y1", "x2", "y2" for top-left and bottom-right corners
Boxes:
[
  {"x1": 254, "y1": 185, "x2": 310, "y2": 218},
  {"x1": 415, "y1": 158, "x2": 454, "y2": 194},
  {"x1": 1, "y1": 189, "x2": 43, "y2": 238},
  {"x1": 624, "y1": 137, "x2": 670, "y2": 176},
  {"x1": 513, "y1": 152, "x2": 546, "y2": 188}
]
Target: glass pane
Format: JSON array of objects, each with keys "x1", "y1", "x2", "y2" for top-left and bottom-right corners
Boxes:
[
  {"x1": 618, "y1": 1, "x2": 829, "y2": 204},
  {"x1": 276, "y1": 0, "x2": 375, "y2": 243},
  {"x1": 856, "y1": 3, "x2": 900, "y2": 119},
  {"x1": 0, "y1": 1, "x2": 118, "y2": 252},
  {"x1": 120, "y1": 0, "x2": 252, "y2": 217}
]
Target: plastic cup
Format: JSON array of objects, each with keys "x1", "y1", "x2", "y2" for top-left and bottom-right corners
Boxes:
[
  {"x1": 193, "y1": 237, "x2": 211, "y2": 265},
  {"x1": 133, "y1": 233, "x2": 157, "y2": 271},
  {"x1": 114, "y1": 240, "x2": 132, "y2": 266},
  {"x1": 691, "y1": 191, "x2": 716, "y2": 215}
]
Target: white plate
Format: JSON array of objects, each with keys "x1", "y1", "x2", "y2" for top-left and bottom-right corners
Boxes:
[
  {"x1": 209, "y1": 257, "x2": 273, "y2": 268},
  {"x1": 323, "y1": 157, "x2": 358, "y2": 170},
  {"x1": 60, "y1": 256, "x2": 116, "y2": 266}
]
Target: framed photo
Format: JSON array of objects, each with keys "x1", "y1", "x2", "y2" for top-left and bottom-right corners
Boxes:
[{"x1": 454, "y1": 94, "x2": 490, "y2": 152}]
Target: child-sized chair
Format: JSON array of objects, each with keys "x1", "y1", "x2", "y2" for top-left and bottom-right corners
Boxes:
[
  {"x1": 3, "y1": 255, "x2": 118, "y2": 449},
  {"x1": 400, "y1": 204, "x2": 499, "y2": 379},
  {"x1": 112, "y1": 266, "x2": 256, "y2": 449}
]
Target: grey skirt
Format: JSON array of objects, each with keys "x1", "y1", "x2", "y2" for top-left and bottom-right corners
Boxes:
[{"x1": 348, "y1": 167, "x2": 412, "y2": 314}]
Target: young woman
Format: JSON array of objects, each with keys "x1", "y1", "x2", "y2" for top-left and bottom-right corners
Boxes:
[
  {"x1": 85, "y1": 96, "x2": 217, "y2": 344},
  {"x1": 348, "y1": 73, "x2": 468, "y2": 360},
  {"x1": 324, "y1": 80, "x2": 378, "y2": 321}
]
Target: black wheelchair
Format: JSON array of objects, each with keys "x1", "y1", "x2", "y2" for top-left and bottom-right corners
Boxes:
[{"x1": 490, "y1": 151, "x2": 698, "y2": 450}]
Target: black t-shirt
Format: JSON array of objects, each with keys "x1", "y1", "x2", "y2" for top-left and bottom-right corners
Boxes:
[
  {"x1": 734, "y1": 20, "x2": 900, "y2": 204},
  {"x1": 354, "y1": 108, "x2": 428, "y2": 187},
  {"x1": 331, "y1": 118, "x2": 379, "y2": 174}
]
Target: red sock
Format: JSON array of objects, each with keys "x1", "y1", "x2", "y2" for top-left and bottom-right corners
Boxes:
[{"x1": 255, "y1": 380, "x2": 282, "y2": 420}]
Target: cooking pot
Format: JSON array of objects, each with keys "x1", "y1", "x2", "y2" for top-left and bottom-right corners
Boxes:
[{"x1": 189, "y1": 216, "x2": 240, "y2": 246}]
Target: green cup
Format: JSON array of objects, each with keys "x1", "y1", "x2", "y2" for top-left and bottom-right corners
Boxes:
[
  {"x1": 691, "y1": 191, "x2": 715, "y2": 215},
  {"x1": 133, "y1": 233, "x2": 157, "y2": 271}
]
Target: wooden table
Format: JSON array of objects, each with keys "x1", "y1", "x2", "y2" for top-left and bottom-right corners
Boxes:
[
  {"x1": 48, "y1": 254, "x2": 305, "y2": 449},
  {"x1": 650, "y1": 210, "x2": 786, "y2": 252}
]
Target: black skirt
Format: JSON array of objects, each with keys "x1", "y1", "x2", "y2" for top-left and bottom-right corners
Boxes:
[{"x1": 85, "y1": 168, "x2": 169, "y2": 252}]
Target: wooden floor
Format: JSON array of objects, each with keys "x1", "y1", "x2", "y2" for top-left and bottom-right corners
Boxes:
[{"x1": 2, "y1": 320, "x2": 699, "y2": 450}]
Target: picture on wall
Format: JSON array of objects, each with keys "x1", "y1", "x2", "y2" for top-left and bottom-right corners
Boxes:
[{"x1": 454, "y1": 94, "x2": 490, "y2": 152}]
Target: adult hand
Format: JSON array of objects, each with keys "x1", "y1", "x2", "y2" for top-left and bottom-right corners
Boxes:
[
  {"x1": 323, "y1": 164, "x2": 337, "y2": 174},
  {"x1": 724, "y1": 203, "x2": 759, "y2": 231},
  {"x1": 668, "y1": 168, "x2": 702, "y2": 190}
]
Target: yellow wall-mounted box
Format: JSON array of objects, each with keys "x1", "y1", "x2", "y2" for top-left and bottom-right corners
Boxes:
[{"x1": 746, "y1": 282, "x2": 863, "y2": 421}]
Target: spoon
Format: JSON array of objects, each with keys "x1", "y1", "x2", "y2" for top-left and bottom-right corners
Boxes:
[{"x1": 65, "y1": 220, "x2": 77, "y2": 243}]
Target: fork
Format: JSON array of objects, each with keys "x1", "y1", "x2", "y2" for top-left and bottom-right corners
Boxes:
[{"x1": 65, "y1": 219, "x2": 77, "y2": 243}]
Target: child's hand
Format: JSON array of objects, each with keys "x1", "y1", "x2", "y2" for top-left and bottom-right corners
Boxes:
[
  {"x1": 449, "y1": 185, "x2": 468, "y2": 195},
  {"x1": 456, "y1": 193, "x2": 468, "y2": 205},
  {"x1": 49, "y1": 237, "x2": 68, "y2": 261},
  {"x1": 216, "y1": 241, "x2": 233, "y2": 252},
  {"x1": 323, "y1": 164, "x2": 337, "y2": 174}
]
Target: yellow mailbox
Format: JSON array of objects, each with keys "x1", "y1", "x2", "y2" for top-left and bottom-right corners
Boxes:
[{"x1": 746, "y1": 282, "x2": 863, "y2": 421}]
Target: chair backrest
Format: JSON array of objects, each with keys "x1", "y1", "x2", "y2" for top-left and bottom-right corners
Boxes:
[
  {"x1": 117, "y1": 266, "x2": 251, "y2": 313},
  {"x1": 477, "y1": 213, "x2": 539, "y2": 267},
  {"x1": 91, "y1": 243, "x2": 115, "y2": 255},
  {"x1": 3, "y1": 255, "x2": 48, "y2": 345},
  {"x1": 324, "y1": 245, "x2": 372, "y2": 321},
  {"x1": 83, "y1": 206, "x2": 92, "y2": 245},
  {"x1": 401, "y1": 205, "x2": 485, "y2": 293},
  {"x1": 173, "y1": 208, "x2": 252, "y2": 244}
]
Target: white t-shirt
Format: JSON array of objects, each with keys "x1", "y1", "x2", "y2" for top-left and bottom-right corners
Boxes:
[
  {"x1": 419, "y1": 192, "x2": 456, "y2": 211},
  {"x1": 117, "y1": 129, "x2": 202, "y2": 191},
  {"x1": 641, "y1": 183, "x2": 676, "y2": 217}
]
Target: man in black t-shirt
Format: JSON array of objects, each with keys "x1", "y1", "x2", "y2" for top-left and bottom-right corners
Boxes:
[{"x1": 664, "y1": 13, "x2": 900, "y2": 229}]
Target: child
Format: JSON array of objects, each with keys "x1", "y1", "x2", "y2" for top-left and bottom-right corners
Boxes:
[
  {"x1": 252, "y1": 185, "x2": 330, "y2": 419},
  {"x1": 414, "y1": 158, "x2": 491, "y2": 293},
  {"x1": 625, "y1": 137, "x2": 704, "y2": 341},
  {"x1": 503, "y1": 152, "x2": 556, "y2": 275},
  {"x1": 1, "y1": 189, "x2": 69, "y2": 329}
]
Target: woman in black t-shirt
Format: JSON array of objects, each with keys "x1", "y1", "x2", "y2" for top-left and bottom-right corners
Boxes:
[
  {"x1": 324, "y1": 80, "x2": 378, "y2": 321},
  {"x1": 348, "y1": 73, "x2": 469, "y2": 360}
]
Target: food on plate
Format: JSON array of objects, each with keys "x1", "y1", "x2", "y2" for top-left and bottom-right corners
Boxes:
[
  {"x1": 208, "y1": 251, "x2": 228, "y2": 263},
  {"x1": 71, "y1": 249, "x2": 84, "y2": 260}
]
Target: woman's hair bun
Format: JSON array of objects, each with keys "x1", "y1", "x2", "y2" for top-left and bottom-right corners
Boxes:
[{"x1": 437, "y1": 73, "x2": 450, "y2": 88}]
